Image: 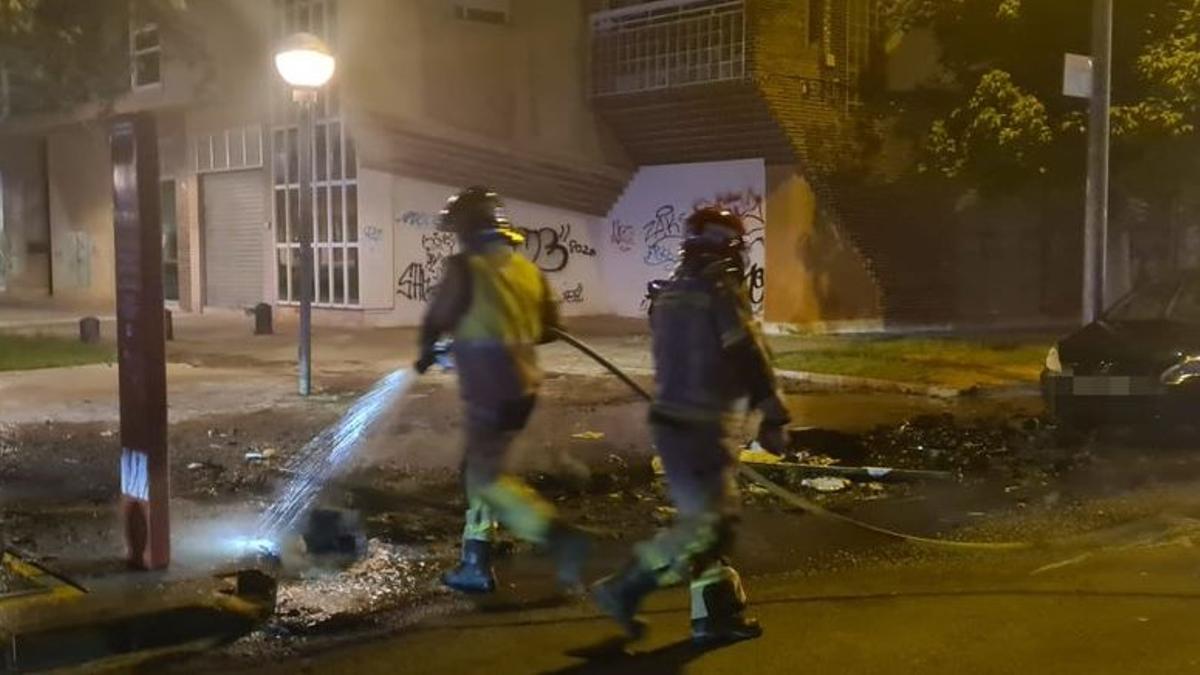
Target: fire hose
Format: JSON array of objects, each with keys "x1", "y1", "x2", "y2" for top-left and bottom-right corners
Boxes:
[{"x1": 551, "y1": 328, "x2": 1034, "y2": 552}]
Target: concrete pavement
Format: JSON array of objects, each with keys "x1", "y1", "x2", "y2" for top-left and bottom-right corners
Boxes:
[{"x1": 238, "y1": 520, "x2": 1200, "y2": 674}]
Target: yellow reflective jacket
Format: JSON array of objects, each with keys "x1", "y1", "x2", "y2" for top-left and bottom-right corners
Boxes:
[{"x1": 419, "y1": 241, "x2": 561, "y2": 407}]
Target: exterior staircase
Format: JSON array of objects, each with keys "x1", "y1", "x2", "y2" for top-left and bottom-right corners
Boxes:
[{"x1": 588, "y1": 0, "x2": 951, "y2": 322}]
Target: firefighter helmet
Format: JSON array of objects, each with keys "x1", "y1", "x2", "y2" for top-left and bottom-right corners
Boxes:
[
  {"x1": 438, "y1": 186, "x2": 510, "y2": 234},
  {"x1": 680, "y1": 207, "x2": 747, "y2": 276},
  {"x1": 685, "y1": 207, "x2": 746, "y2": 240}
]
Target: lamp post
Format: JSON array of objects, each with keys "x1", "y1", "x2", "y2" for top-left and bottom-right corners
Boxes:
[
  {"x1": 1083, "y1": 0, "x2": 1113, "y2": 324},
  {"x1": 274, "y1": 33, "x2": 335, "y2": 396}
]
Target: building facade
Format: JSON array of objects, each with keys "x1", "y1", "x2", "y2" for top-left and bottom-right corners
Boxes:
[{"x1": 0, "y1": 0, "x2": 885, "y2": 330}]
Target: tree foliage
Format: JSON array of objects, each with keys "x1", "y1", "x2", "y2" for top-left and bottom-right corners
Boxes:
[
  {"x1": 882, "y1": 0, "x2": 1200, "y2": 195},
  {"x1": 0, "y1": 0, "x2": 188, "y2": 116}
]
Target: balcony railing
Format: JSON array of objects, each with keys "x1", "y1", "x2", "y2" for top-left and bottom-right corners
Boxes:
[{"x1": 589, "y1": 0, "x2": 746, "y2": 98}]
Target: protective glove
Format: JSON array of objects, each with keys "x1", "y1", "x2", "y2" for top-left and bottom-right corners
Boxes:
[
  {"x1": 414, "y1": 350, "x2": 437, "y2": 375},
  {"x1": 756, "y1": 423, "x2": 789, "y2": 456},
  {"x1": 755, "y1": 393, "x2": 791, "y2": 456}
]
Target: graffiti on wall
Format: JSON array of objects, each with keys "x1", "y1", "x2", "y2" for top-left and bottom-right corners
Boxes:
[
  {"x1": 515, "y1": 224, "x2": 596, "y2": 273},
  {"x1": 701, "y1": 190, "x2": 767, "y2": 313},
  {"x1": 394, "y1": 204, "x2": 601, "y2": 312},
  {"x1": 395, "y1": 262, "x2": 429, "y2": 302},
  {"x1": 562, "y1": 282, "x2": 585, "y2": 304},
  {"x1": 641, "y1": 205, "x2": 685, "y2": 269},
  {"x1": 397, "y1": 210, "x2": 437, "y2": 228},
  {"x1": 397, "y1": 228, "x2": 458, "y2": 302},
  {"x1": 610, "y1": 220, "x2": 635, "y2": 253},
  {"x1": 52, "y1": 231, "x2": 92, "y2": 290},
  {"x1": 745, "y1": 227, "x2": 766, "y2": 310},
  {"x1": 609, "y1": 188, "x2": 767, "y2": 313}
]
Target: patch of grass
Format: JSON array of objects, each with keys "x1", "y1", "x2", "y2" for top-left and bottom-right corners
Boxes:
[
  {"x1": 770, "y1": 335, "x2": 1053, "y2": 389},
  {"x1": 0, "y1": 333, "x2": 115, "y2": 372}
]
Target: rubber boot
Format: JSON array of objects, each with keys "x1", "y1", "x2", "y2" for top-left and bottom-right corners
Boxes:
[
  {"x1": 441, "y1": 539, "x2": 497, "y2": 594},
  {"x1": 546, "y1": 523, "x2": 592, "y2": 593},
  {"x1": 690, "y1": 570, "x2": 762, "y2": 646},
  {"x1": 591, "y1": 560, "x2": 659, "y2": 640}
]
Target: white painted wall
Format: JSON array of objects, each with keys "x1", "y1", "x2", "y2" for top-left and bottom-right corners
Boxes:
[
  {"x1": 357, "y1": 168, "x2": 395, "y2": 312},
  {"x1": 601, "y1": 159, "x2": 767, "y2": 317},
  {"x1": 374, "y1": 173, "x2": 609, "y2": 326}
]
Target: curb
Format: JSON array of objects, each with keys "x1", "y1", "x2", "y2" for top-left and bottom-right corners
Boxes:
[
  {"x1": 1, "y1": 567, "x2": 276, "y2": 673},
  {"x1": 776, "y1": 369, "x2": 964, "y2": 399}
]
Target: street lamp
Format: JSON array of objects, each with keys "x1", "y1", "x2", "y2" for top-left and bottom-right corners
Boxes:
[{"x1": 274, "y1": 32, "x2": 335, "y2": 397}]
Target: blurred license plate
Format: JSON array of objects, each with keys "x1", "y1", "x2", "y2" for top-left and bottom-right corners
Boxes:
[{"x1": 1071, "y1": 376, "x2": 1157, "y2": 396}]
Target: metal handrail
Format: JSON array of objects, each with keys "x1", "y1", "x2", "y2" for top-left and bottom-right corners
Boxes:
[
  {"x1": 590, "y1": 0, "x2": 742, "y2": 28},
  {"x1": 589, "y1": 0, "x2": 746, "y2": 97}
]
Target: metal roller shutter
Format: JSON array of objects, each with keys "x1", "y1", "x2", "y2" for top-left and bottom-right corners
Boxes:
[{"x1": 202, "y1": 170, "x2": 265, "y2": 309}]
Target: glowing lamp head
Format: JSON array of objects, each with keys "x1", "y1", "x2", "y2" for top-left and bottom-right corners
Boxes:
[{"x1": 274, "y1": 32, "x2": 335, "y2": 89}]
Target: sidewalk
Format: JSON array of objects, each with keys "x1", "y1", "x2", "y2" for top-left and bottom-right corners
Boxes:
[
  {"x1": 0, "y1": 312, "x2": 658, "y2": 425},
  {"x1": 0, "y1": 307, "x2": 1044, "y2": 425},
  {"x1": 0, "y1": 306, "x2": 115, "y2": 332}
]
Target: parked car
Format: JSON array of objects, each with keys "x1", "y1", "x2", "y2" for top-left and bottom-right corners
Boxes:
[{"x1": 1043, "y1": 271, "x2": 1200, "y2": 428}]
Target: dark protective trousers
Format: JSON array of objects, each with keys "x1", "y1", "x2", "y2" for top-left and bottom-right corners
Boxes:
[
  {"x1": 458, "y1": 395, "x2": 557, "y2": 546},
  {"x1": 635, "y1": 419, "x2": 749, "y2": 622}
]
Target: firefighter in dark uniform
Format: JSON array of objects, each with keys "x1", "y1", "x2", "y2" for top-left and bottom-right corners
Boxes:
[
  {"x1": 414, "y1": 186, "x2": 590, "y2": 594},
  {"x1": 592, "y1": 207, "x2": 790, "y2": 645}
]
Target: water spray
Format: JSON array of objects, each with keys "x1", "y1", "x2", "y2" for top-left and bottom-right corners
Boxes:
[
  {"x1": 550, "y1": 328, "x2": 1034, "y2": 552},
  {"x1": 247, "y1": 368, "x2": 416, "y2": 554}
]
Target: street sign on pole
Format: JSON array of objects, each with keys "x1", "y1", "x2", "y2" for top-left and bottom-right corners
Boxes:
[
  {"x1": 1083, "y1": 0, "x2": 1113, "y2": 324},
  {"x1": 1063, "y1": 53, "x2": 1093, "y2": 99},
  {"x1": 111, "y1": 113, "x2": 170, "y2": 570}
]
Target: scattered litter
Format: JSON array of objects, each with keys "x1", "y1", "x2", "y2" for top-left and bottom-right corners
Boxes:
[
  {"x1": 1030, "y1": 552, "x2": 1092, "y2": 576},
  {"x1": 651, "y1": 456, "x2": 665, "y2": 475},
  {"x1": 244, "y1": 452, "x2": 267, "y2": 463},
  {"x1": 739, "y1": 444, "x2": 782, "y2": 465},
  {"x1": 788, "y1": 427, "x2": 868, "y2": 465},
  {"x1": 187, "y1": 462, "x2": 206, "y2": 471},
  {"x1": 571, "y1": 431, "x2": 606, "y2": 441},
  {"x1": 99, "y1": 430, "x2": 115, "y2": 438},
  {"x1": 275, "y1": 540, "x2": 437, "y2": 630},
  {"x1": 801, "y1": 476, "x2": 851, "y2": 493}
]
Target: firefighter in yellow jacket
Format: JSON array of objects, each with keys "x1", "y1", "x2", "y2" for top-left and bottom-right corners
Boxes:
[{"x1": 414, "y1": 186, "x2": 590, "y2": 594}]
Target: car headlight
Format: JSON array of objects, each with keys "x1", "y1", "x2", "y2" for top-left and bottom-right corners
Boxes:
[
  {"x1": 1045, "y1": 346, "x2": 1063, "y2": 374},
  {"x1": 1161, "y1": 355, "x2": 1200, "y2": 386}
]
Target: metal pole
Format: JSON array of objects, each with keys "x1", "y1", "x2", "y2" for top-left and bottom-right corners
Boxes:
[
  {"x1": 1083, "y1": 0, "x2": 1113, "y2": 324},
  {"x1": 111, "y1": 113, "x2": 169, "y2": 570},
  {"x1": 296, "y1": 90, "x2": 315, "y2": 396}
]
